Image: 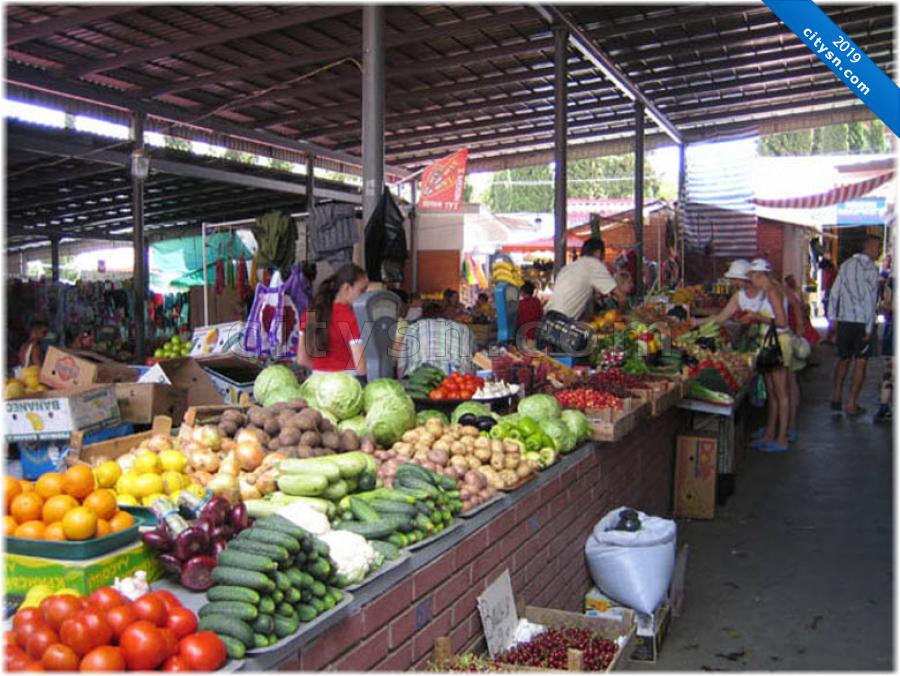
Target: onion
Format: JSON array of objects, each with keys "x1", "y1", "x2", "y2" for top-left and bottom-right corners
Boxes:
[
  {"x1": 187, "y1": 448, "x2": 219, "y2": 473},
  {"x1": 261, "y1": 452, "x2": 285, "y2": 471},
  {"x1": 255, "y1": 469, "x2": 278, "y2": 496},
  {"x1": 192, "y1": 425, "x2": 222, "y2": 451},
  {"x1": 218, "y1": 451, "x2": 240, "y2": 476},
  {"x1": 235, "y1": 429, "x2": 262, "y2": 446},
  {"x1": 207, "y1": 473, "x2": 240, "y2": 503},
  {"x1": 235, "y1": 442, "x2": 265, "y2": 472},
  {"x1": 147, "y1": 434, "x2": 173, "y2": 453},
  {"x1": 239, "y1": 476, "x2": 262, "y2": 501},
  {"x1": 191, "y1": 470, "x2": 212, "y2": 486}
]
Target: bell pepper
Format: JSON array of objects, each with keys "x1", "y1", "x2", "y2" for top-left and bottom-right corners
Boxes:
[
  {"x1": 525, "y1": 433, "x2": 544, "y2": 453},
  {"x1": 517, "y1": 417, "x2": 540, "y2": 437},
  {"x1": 490, "y1": 423, "x2": 511, "y2": 440},
  {"x1": 505, "y1": 428, "x2": 523, "y2": 441}
]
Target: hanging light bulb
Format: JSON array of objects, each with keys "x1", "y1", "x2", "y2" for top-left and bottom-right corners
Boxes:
[{"x1": 130, "y1": 149, "x2": 150, "y2": 180}]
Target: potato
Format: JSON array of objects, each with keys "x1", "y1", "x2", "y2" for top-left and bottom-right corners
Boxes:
[
  {"x1": 418, "y1": 433, "x2": 436, "y2": 447},
  {"x1": 414, "y1": 450, "x2": 429, "y2": 462},
  {"x1": 474, "y1": 437, "x2": 490, "y2": 450},
  {"x1": 221, "y1": 408, "x2": 243, "y2": 422},
  {"x1": 467, "y1": 456, "x2": 483, "y2": 470},
  {"x1": 277, "y1": 410, "x2": 296, "y2": 427},
  {"x1": 280, "y1": 445, "x2": 299, "y2": 459},
  {"x1": 269, "y1": 402, "x2": 289, "y2": 414},
  {"x1": 490, "y1": 440, "x2": 505, "y2": 455},
  {"x1": 247, "y1": 407, "x2": 266, "y2": 427},
  {"x1": 339, "y1": 430, "x2": 360, "y2": 452},
  {"x1": 319, "y1": 417, "x2": 335, "y2": 433},
  {"x1": 361, "y1": 435, "x2": 376, "y2": 454},
  {"x1": 263, "y1": 418, "x2": 280, "y2": 436},
  {"x1": 296, "y1": 409, "x2": 320, "y2": 431},
  {"x1": 449, "y1": 423, "x2": 463, "y2": 436},
  {"x1": 433, "y1": 439, "x2": 451, "y2": 454},
  {"x1": 460, "y1": 425, "x2": 479, "y2": 437},
  {"x1": 427, "y1": 449, "x2": 449, "y2": 466},
  {"x1": 424, "y1": 419, "x2": 444, "y2": 436},
  {"x1": 267, "y1": 437, "x2": 281, "y2": 452},
  {"x1": 464, "y1": 470, "x2": 486, "y2": 491},
  {"x1": 504, "y1": 454, "x2": 520, "y2": 470},
  {"x1": 286, "y1": 399, "x2": 308, "y2": 411},
  {"x1": 473, "y1": 446, "x2": 492, "y2": 462},
  {"x1": 300, "y1": 430, "x2": 321, "y2": 448},
  {"x1": 414, "y1": 442, "x2": 431, "y2": 456},
  {"x1": 218, "y1": 420, "x2": 238, "y2": 438},
  {"x1": 278, "y1": 428, "x2": 302, "y2": 447},
  {"x1": 462, "y1": 436, "x2": 475, "y2": 450},
  {"x1": 450, "y1": 455, "x2": 469, "y2": 470},
  {"x1": 402, "y1": 430, "x2": 420, "y2": 444},
  {"x1": 499, "y1": 469, "x2": 518, "y2": 486},
  {"x1": 450, "y1": 441, "x2": 467, "y2": 456},
  {"x1": 490, "y1": 453, "x2": 505, "y2": 471},
  {"x1": 503, "y1": 440, "x2": 521, "y2": 454},
  {"x1": 321, "y1": 431, "x2": 340, "y2": 451},
  {"x1": 313, "y1": 447, "x2": 330, "y2": 457},
  {"x1": 394, "y1": 442, "x2": 413, "y2": 458},
  {"x1": 488, "y1": 475, "x2": 505, "y2": 489}
]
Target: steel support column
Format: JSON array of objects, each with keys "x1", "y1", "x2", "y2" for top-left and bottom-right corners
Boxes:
[
  {"x1": 131, "y1": 112, "x2": 147, "y2": 363},
  {"x1": 306, "y1": 154, "x2": 316, "y2": 208},
  {"x1": 553, "y1": 25, "x2": 568, "y2": 276},
  {"x1": 677, "y1": 143, "x2": 687, "y2": 288},
  {"x1": 410, "y1": 180, "x2": 418, "y2": 292},
  {"x1": 634, "y1": 102, "x2": 645, "y2": 298},
  {"x1": 362, "y1": 5, "x2": 385, "y2": 226},
  {"x1": 49, "y1": 235, "x2": 60, "y2": 283}
]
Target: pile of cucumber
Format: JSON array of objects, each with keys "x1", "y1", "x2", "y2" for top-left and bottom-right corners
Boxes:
[
  {"x1": 334, "y1": 463, "x2": 463, "y2": 548},
  {"x1": 197, "y1": 515, "x2": 347, "y2": 659},
  {"x1": 402, "y1": 364, "x2": 445, "y2": 399},
  {"x1": 275, "y1": 452, "x2": 378, "y2": 502}
]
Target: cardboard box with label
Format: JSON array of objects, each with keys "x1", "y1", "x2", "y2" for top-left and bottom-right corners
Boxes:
[
  {"x1": 114, "y1": 383, "x2": 188, "y2": 425},
  {"x1": 673, "y1": 432, "x2": 719, "y2": 520},
  {"x1": 198, "y1": 355, "x2": 262, "y2": 404},
  {"x1": 5, "y1": 385, "x2": 121, "y2": 443},
  {"x1": 5, "y1": 542, "x2": 164, "y2": 596},
  {"x1": 40, "y1": 346, "x2": 138, "y2": 390},
  {"x1": 137, "y1": 358, "x2": 224, "y2": 408},
  {"x1": 189, "y1": 322, "x2": 249, "y2": 358}
]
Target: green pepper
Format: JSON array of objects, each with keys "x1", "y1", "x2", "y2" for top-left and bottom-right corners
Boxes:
[
  {"x1": 538, "y1": 432, "x2": 554, "y2": 450},
  {"x1": 490, "y1": 423, "x2": 511, "y2": 440},
  {"x1": 504, "y1": 429, "x2": 523, "y2": 441},
  {"x1": 479, "y1": 431, "x2": 490, "y2": 438},
  {"x1": 517, "y1": 417, "x2": 539, "y2": 437},
  {"x1": 525, "y1": 433, "x2": 543, "y2": 453}
]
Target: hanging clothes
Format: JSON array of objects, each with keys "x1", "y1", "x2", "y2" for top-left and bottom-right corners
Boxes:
[
  {"x1": 308, "y1": 203, "x2": 359, "y2": 263},
  {"x1": 237, "y1": 256, "x2": 250, "y2": 302},
  {"x1": 214, "y1": 260, "x2": 225, "y2": 295},
  {"x1": 364, "y1": 188, "x2": 407, "y2": 283}
]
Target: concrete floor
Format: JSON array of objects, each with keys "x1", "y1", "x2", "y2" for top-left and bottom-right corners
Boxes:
[{"x1": 630, "y1": 346, "x2": 894, "y2": 671}]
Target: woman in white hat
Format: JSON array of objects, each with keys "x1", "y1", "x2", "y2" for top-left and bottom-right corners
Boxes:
[
  {"x1": 690, "y1": 259, "x2": 765, "y2": 326},
  {"x1": 747, "y1": 258, "x2": 793, "y2": 452}
]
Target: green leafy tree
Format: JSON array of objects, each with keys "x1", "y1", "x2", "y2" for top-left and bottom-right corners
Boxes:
[
  {"x1": 866, "y1": 120, "x2": 886, "y2": 153},
  {"x1": 819, "y1": 123, "x2": 849, "y2": 154},
  {"x1": 164, "y1": 136, "x2": 191, "y2": 153},
  {"x1": 487, "y1": 164, "x2": 554, "y2": 212},
  {"x1": 758, "y1": 129, "x2": 813, "y2": 156},
  {"x1": 463, "y1": 181, "x2": 474, "y2": 203},
  {"x1": 847, "y1": 122, "x2": 867, "y2": 153}
]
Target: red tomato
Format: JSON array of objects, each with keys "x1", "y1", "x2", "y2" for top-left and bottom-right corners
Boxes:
[
  {"x1": 162, "y1": 655, "x2": 191, "y2": 671},
  {"x1": 159, "y1": 628, "x2": 179, "y2": 659},
  {"x1": 119, "y1": 621, "x2": 166, "y2": 671},
  {"x1": 14, "y1": 619, "x2": 46, "y2": 652},
  {"x1": 6, "y1": 645, "x2": 31, "y2": 671},
  {"x1": 41, "y1": 643, "x2": 79, "y2": 672},
  {"x1": 131, "y1": 595, "x2": 167, "y2": 627},
  {"x1": 86, "y1": 588, "x2": 126, "y2": 612},
  {"x1": 21, "y1": 659, "x2": 43, "y2": 672},
  {"x1": 25, "y1": 626, "x2": 58, "y2": 661},
  {"x1": 177, "y1": 632, "x2": 227, "y2": 672},
  {"x1": 150, "y1": 590, "x2": 182, "y2": 613},
  {"x1": 104, "y1": 605, "x2": 137, "y2": 642},
  {"x1": 165, "y1": 608, "x2": 197, "y2": 640},
  {"x1": 58, "y1": 618, "x2": 92, "y2": 658},
  {"x1": 78, "y1": 646, "x2": 125, "y2": 673},
  {"x1": 39, "y1": 596, "x2": 81, "y2": 632},
  {"x1": 429, "y1": 390, "x2": 445, "y2": 400},
  {"x1": 6, "y1": 630, "x2": 19, "y2": 646},
  {"x1": 76, "y1": 610, "x2": 112, "y2": 649},
  {"x1": 13, "y1": 609, "x2": 43, "y2": 634}
]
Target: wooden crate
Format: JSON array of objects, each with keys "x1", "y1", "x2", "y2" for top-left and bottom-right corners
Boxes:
[
  {"x1": 631, "y1": 380, "x2": 682, "y2": 418},
  {"x1": 70, "y1": 416, "x2": 173, "y2": 466},
  {"x1": 586, "y1": 397, "x2": 648, "y2": 443},
  {"x1": 178, "y1": 405, "x2": 247, "y2": 441}
]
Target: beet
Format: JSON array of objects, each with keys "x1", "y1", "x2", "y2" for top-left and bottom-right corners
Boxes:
[
  {"x1": 158, "y1": 553, "x2": 182, "y2": 575},
  {"x1": 173, "y1": 525, "x2": 210, "y2": 562},
  {"x1": 199, "y1": 496, "x2": 231, "y2": 527},
  {"x1": 141, "y1": 527, "x2": 171, "y2": 552},
  {"x1": 180, "y1": 555, "x2": 217, "y2": 591},
  {"x1": 229, "y1": 502, "x2": 250, "y2": 532}
]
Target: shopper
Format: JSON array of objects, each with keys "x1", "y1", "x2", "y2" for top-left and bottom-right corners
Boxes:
[
  {"x1": 396, "y1": 302, "x2": 476, "y2": 377},
  {"x1": 690, "y1": 259, "x2": 763, "y2": 326},
  {"x1": 16, "y1": 320, "x2": 48, "y2": 371},
  {"x1": 747, "y1": 258, "x2": 793, "y2": 452},
  {"x1": 297, "y1": 263, "x2": 368, "y2": 376},
  {"x1": 516, "y1": 282, "x2": 543, "y2": 342},
  {"x1": 829, "y1": 235, "x2": 882, "y2": 416},
  {"x1": 68, "y1": 329, "x2": 95, "y2": 352},
  {"x1": 819, "y1": 257, "x2": 838, "y2": 343},
  {"x1": 442, "y1": 289, "x2": 463, "y2": 316},
  {"x1": 874, "y1": 272, "x2": 893, "y2": 423}
]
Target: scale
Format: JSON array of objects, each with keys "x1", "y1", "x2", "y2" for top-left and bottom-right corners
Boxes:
[
  {"x1": 352, "y1": 290, "x2": 400, "y2": 382},
  {"x1": 494, "y1": 283, "x2": 519, "y2": 343}
]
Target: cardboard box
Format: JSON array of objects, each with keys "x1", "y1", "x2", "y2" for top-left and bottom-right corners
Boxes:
[
  {"x1": 189, "y1": 322, "x2": 250, "y2": 357},
  {"x1": 630, "y1": 602, "x2": 671, "y2": 663},
  {"x1": 17, "y1": 423, "x2": 134, "y2": 479},
  {"x1": 137, "y1": 358, "x2": 224, "y2": 408},
  {"x1": 198, "y1": 355, "x2": 262, "y2": 405},
  {"x1": 40, "y1": 346, "x2": 138, "y2": 390},
  {"x1": 74, "y1": 416, "x2": 173, "y2": 465},
  {"x1": 5, "y1": 541, "x2": 164, "y2": 596},
  {"x1": 673, "y1": 433, "x2": 719, "y2": 519},
  {"x1": 114, "y1": 383, "x2": 188, "y2": 425},
  {"x1": 5, "y1": 385, "x2": 121, "y2": 442}
]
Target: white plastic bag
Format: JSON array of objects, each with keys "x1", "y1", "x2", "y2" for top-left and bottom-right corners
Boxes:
[{"x1": 584, "y1": 506, "x2": 676, "y2": 615}]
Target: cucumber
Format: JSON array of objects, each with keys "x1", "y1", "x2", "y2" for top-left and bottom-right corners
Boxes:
[
  {"x1": 307, "y1": 558, "x2": 331, "y2": 582},
  {"x1": 416, "y1": 514, "x2": 435, "y2": 532},
  {"x1": 367, "y1": 498, "x2": 418, "y2": 517},
  {"x1": 276, "y1": 602, "x2": 295, "y2": 618},
  {"x1": 267, "y1": 633, "x2": 277, "y2": 646},
  {"x1": 273, "y1": 570, "x2": 291, "y2": 591},
  {"x1": 294, "y1": 551, "x2": 308, "y2": 567},
  {"x1": 274, "y1": 615, "x2": 299, "y2": 639},
  {"x1": 227, "y1": 538, "x2": 290, "y2": 564},
  {"x1": 218, "y1": 635, "x2": 246, "y2": 660},
  {"x1": 198, "y1": 615, "x2": 255, "y2": 648},
  {"x1": 254, "y1": 633, "x2": 269, "y2": 649},
  {"x1": 255, "y1": 515, "x2": 310, "y2": 541},
  {"x1": 217, "y1": 549, "x2": 277, "y2": 573},
  {"x1": 277, "y1": 473, "x2": 329, "y2": 497},
  {"x1": 370, "y1": 540, "x2": 401, "y2": 561},
  {"x1": 310, "y1": 580, "x2": 327, "y2": 598},
  {"x1": 349, "y1": 496, "x2": 382, "y2": 522},
  {"x1": 285, "y1": 587, "x2": 301, "y2": 604},
  {"x1": 211, "y1": 566, "x2": 276, "y2": 592},
  {"x1": 286, "y1": 568, "x2": 314, "y2": 589},
  {"x1": 206, "y1": 586, "x2": 261, "y2": 605},
  {"x1": 272, "y1": 590, "x2": 284, "y2": 604},
  {"x1": 329, "y1": 452, "x2": 369, "y2": 479},
  {"x1": 240, "y1": 528, "x2": 301, "y2": 553},
  {"x1": 358, "y1": 472, "x2": 376, "y2": 492},
  {"x1": 356, "y1": 489, "x2": 416, "y2": 505},
  {"x1": 310, "y1": 597, "x2": 326, "y2": 614},
  {"x1": 296, "y1": 604, "x2": 318, "y2": 622},
  {"x1": 396, "y1": 476, "x2": 439, "y2": 496},
  {"x1": 429, "y1": 471, "x2": 457, "y2": 491},
  {"x1": 198, "y1": 601, "x2": 258, "y2": 622},
  {"x1": 253, "y1": 614, "x2": 275, "y2": 635},
  {"x1": 395, "y1": 463, "x2": 434, "y2": 484},
  {"x1": 322, "y1": 595, "x2": 336, "y2": 611},
  {"x1": 322, "y1": 479, "x2": 349, "y2": 501},
  {"x1": 301, "y1": 588, "x2": 313, "y2": 604},
  {"x1": 392, "y1": 486, "x2": 432, "y2": 501},
  {"x1": 326, "y1": 587, "x2": 344, "y2": 604},
  {"x1": 278, "y1": 458, "x2": 341, "y2": 482},
  {"x1": 386, "y1": 533, "x2": 408, "y2": 548},
  {"x1": 259, "y1": 596, "x2": 275, "y2": 615},
  {"x1": 310, "y1": 536, "x2": 330, "y2": 558},
  {"x1": 338, "y1": 516, "x2": 408, "y2": 539}
]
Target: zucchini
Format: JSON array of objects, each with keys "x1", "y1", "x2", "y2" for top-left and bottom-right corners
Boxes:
[
  {"x1": 198, "y1": 602, "x2": 258, "y2": 622},
  {"x1": 296, "y1": 604, "x2": 318, "y2": 622},
  {"x1": 218, "y1": 635, "x2": 246, "y2": 660},
  {"x1": 370, "y1": 540, "x2": 401, "y2": 561},
  {"x1": 338, "y1": 516, "x2": 408, "y2": 539},
  {"x1": 277, "y1": 473, "x2": 329, "y2": 497},
  {"x1": 274, "y1": 615, "x2": 299, "y2": 639},
  {"x1": 278, "y1": 458, "x2": 341, "y2": 482},
  {"x1": 367, "y1": 498, "x2": 418, "y2": 517},
  {"x1": 253, "y1": 614, "x2": 275, "y2": 635},
  {"x1": 217, "y1": 549, "x2": 277, "y2": 573},
  {"x1": 322, "y1": 479, "x2": 349, "y2": 501},
  {"x1": 255, "y1": 515, "x2": 310, "y2": 541},
  {"x1": 211, "y1": 566, "x2": 275, "y2": 592},
  {"x1": 254, "y1": 633, "x2": 269, "y2": 649},
  {"x1": 198, "y1": 614, "x2": 255, "y2": 648},
  {"x1": 206, "y1": 586, "x2": 261, "y2": 605},
  {"x1": 240, "y1": 528, "x2": 301, "y2": 553},
  {"x1": 349, "y1": 496, "x2": 382, "y2": 523},
  {"x1": 227, "y1": 538, "x2": 291, "y2": 564},
  {"x1": 259, "y1": 596, "x2": 276, "y2": 615}
]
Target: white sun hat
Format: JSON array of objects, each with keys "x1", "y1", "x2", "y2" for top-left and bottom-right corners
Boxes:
[
  {"x1": 748, "y1": 258, "x2": 772, "y2": 273},
  {"x1": 724, "y1": 259, "x2": 751, "y2": 280}
]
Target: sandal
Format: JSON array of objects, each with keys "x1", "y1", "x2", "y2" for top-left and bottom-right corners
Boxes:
[
  {"x1": 760, "y1": 440, "x2": 789, "y2": 453},
  {"x1": 845, "y1": 405, "x2": 866, "y2": 416},
  {"x1": 787, "y1": 430, "x2": 798, "y2": 443},
  {"x1": 750, "y1": 437, "x2": 771, "y2": 448},
  {"x1": 830, "y1": 400, "x2": 843, "y2": 411},
  {"x1": 751, "y1": 426, "x2": 767, "y2": 440}
]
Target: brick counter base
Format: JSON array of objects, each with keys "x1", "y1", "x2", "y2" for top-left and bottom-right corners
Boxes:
[{"x1": 285, "y1": 408, "x2": 681, "y2": 671}]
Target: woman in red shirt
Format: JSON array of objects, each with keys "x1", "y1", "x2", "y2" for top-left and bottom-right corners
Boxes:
[
  {"x1": 516, "y1": 282, "x2": 543, "y2": 341},
  {"x1": 297, "y1": 264, "x2": 369, "y2": 375}
]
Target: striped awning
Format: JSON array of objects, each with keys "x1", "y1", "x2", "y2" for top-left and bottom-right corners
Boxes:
[{"x1": 751, "y1": 171, "x2": 894, "y2": 209}]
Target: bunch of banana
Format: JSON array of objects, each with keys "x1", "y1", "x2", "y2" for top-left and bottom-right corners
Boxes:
[{"x1": 492, "y1": 260, "x2": 524, "y2": 287}]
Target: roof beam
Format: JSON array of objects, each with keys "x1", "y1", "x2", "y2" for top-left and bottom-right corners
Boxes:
[
  {"x1": 61, "y1": 6, "x2": 361, "y2": 78},
  {"x1": 6, "y1": 5, "x2": 139, "y2": 46}
]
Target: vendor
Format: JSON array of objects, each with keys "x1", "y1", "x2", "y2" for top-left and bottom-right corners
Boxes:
[
  {"x1": 16, "y1": 320, "x2": 48, "y2": 371},
  {"x1": 442, "y1": 288, "x2": 465, "y2": 319},
  {"x1": 599, "y1": 271, "x2": 634, "y2": 312},
  {"x1": 297, "y1": 263, "x2": 368, "y2": 376},
  {"x1": 396, "y1": 302, "x2": 476, "y2": 377},
  {"x1": 68, "y1": 329, "x2": 95, "y2": 352}
]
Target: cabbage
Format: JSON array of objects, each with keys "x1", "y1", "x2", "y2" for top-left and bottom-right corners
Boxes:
[
  {"x1": 417, "y1": 409, "x2": 449, "y2": 426},
  {"x1": 304, "y1": 372, "x2": 363, "y2": 420},
  {"x1": 254, "y1": 365, "x2": 299, "y2": 404},
  {"x1": 297, "y1": 374, "x2": 325, "y2": 408},
  {"x1": 363, "y1": 379, "x2": 407, "y2": 412},
  {"x1": 320, "y1": 409, "x2": 339, "y2": 427},
  {"x1": 338, "y1": 416, "x2": 369, "y2": 436},
  {"x1": 501, "y1": 412, "x2": 522, "y2": 426},
  {"x1": 261, "y1": 385, "x2": 304, "y2": 408},
  {"x1": 539, "y1": 417, "x2": 576, "y2": 453},
  {"x1": 366, "y1": 394, "x2": 416, "y2": 447},
  {"x1": 518, "y1": 394, "x2": 562, "y2": 422},
  {"x1": 451, "y1": 401, "x2": 491, "y2": 424},
  {"x1": 561, "y1": 409, "x2": 592, "y2": 443}
]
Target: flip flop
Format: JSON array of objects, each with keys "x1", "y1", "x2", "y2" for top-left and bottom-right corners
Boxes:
[
  {"x1": 750, "y1": 437, "x2": 770, "y2": 448},
  {"x1": 751, "y1": 427, "x2": 767, "y2": 440},
  {"x1": 845, "y1": 405, "x2": 866, "y2": 416},
  {"x1": 760, "y1": 440, "x2": 789, "y2": 453}
]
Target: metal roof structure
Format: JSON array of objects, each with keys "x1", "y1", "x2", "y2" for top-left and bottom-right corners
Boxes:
[{"x1": 6, "y1": 3, "x2": 894, "y2": 176}]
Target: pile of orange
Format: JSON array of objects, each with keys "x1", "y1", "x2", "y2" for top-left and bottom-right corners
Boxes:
[{"x1": 4, "y1": 466, "x2": 135, "y2": 542}]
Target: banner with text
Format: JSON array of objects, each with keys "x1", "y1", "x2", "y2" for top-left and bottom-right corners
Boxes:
[
  {"x1": 418, "y1": 149, "x2": 469, "y2": 211},
  {"x1": 762, "y1": 0, "x2": 899, "y2": 136}
]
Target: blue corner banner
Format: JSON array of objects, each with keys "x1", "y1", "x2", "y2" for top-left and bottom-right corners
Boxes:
[{"x1": 762, "y1": 0, "x2": 899, "y2": 137}]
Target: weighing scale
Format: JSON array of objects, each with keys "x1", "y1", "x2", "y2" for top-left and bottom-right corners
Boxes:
[
  {"x1": 494, "y1": 283, "x2": 519, "y2": 343},
  {"x1": 352, "y1": 290, "x2": 401, "y2": 382}
]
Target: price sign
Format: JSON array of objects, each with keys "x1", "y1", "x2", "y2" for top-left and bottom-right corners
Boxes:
[{"x1": 477, "y1": 569, "x2": 518, "y2": 658}]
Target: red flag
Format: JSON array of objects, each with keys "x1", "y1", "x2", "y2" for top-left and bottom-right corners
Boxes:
[{"x1": 417, "y1": 149, "x2": 468, "y2": 211}]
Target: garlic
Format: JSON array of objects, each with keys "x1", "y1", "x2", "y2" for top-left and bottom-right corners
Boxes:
[{"x1": 114, "y1": 570, "x2": 150, "y2": 601}]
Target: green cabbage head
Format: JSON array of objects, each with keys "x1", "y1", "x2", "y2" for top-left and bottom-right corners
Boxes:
[
  {"x1": 450, "y1": 401, "x2": 491, "y2": 424},
  {"x1": 518, "y1": 394, "x2": 562, "y2": 422},
  {"x1": 561, "y1": 409, "x2": 592, "y2": 443},
  {"x1": 338, "y1": 415, "x2": 369, "y2": 436},
  {"x1": 254, "y1": 365, "x2": 299, "y2": 404},
  {"x1": 363, "y1": 378, "x2": 407, "y2": 412},
  {"x1": 304, "y1": 372, "x2": 363, "y2": 421},
  {"x1": 366, "y1": 394, "x2": 416, "y2": 447},
  {"x1": 416, "y1": 409, "x2": 449, "y2": 426},
  {"x1": 261, "y1": 385, "x2": 304, "y2": 408},
  {"x1": 539, "y1": 417, "x2": 576, "y2": 453}
]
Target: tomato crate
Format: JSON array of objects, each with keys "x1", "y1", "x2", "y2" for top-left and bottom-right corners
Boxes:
[
  {"x1": 586, "y1": 397, "x2": 648, "y2": 443},
  {"x1": 631, "y1": 380, "x2": 683, "y2": 418}
]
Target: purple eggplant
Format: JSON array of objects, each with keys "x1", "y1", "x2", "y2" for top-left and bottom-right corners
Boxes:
[
  {"x1": 172, "y1": 525, "x2": 210, "y2": 563},
  {"x1": 211, "y1": 539, "x2": 228, "y2": 561},
  {"x1": 230, "y1": 502, "x2": 250, "y2": 533},
  {"x1": 210, "y1": 524, "x2": 234, "y2": 543},
  {"x1": 179, "y1": 555, "x2": 217, "y2": 591},
  {"x1": 199, "y1": 496, "x2": 231, "y2": 527},
  {"x1": 141, "y1": 527, "x2": 172, "y2": 552},
  {"x1": 158, "y1": 553, "x2": 183, "y2": 575}
]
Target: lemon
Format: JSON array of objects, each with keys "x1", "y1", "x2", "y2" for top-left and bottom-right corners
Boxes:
[
  {"x1": 159, "y1": 450, "x2": 187, "y2": 473},
  {"x1": 133, "y1": 473, "x2": 164, "y2": 498},
  {"x1": 116, "y1": 471, "x2": 140, "y2": 497},
  {"x1": 161, "y1": 470, "x2": 187, "y2": 494},
  {"x1": 133, "y1": 452, "x2": 161, "y2": 475},
  {"x1": 141, "y1": 492, "x2": 167, "y2": 507},
  {"x1": 116, "y1": 494, "x2": 139, "y2": 506},
  {"x1": 186, "y1": 483, "x2": 208, "y2": 499},
  {"x1": 96, "y1": 461, "x2": 122, "y2": 489}
]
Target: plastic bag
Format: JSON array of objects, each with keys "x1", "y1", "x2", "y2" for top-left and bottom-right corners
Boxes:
[
  {"x1": 243, "y1": 272, "x2": 300, "y2": 360},
  {"x1": 584, "y1": 506, "x2": 676, "y2": 615},
  {"x1": 749, "y1": 373, "x2": 767, "y2": 408}
]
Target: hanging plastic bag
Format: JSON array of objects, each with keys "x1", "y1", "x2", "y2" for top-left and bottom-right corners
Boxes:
[
  {"x1": 749, "y1": 373, "x2": 767, "y2": 408},
  {"x1": 242, "y1": 272, "x2": 300, "y2": 360},
  {"x1": 584, "y1": 506, "x2": 676, "y2": 615}
]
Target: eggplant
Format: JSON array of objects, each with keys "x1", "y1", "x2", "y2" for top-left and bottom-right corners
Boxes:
[
  {"x1": 210, "y1": 524, "x2": 234, "y2": 543},
  {"x1": 180, "y1": 555, "x2": 217, "y2": 591},
  {"x1": 230, "y1": 502, "x2": 250, "y2": 532},
  {"x1": 476, "y1": 416, "x2": 496, "y2": 431},
  {"x1": 158, "y1": 553, "x2": 182, "y2": 575},
  {"x1": 141, "y1": 527, "x2": 172, "y2": 552},
  {"x1": 458, "y1": 413, "x2": 478, "y2": 426},
  {"x1": 199, "y1": 495, "x2": 231, "y2": 526},
  {"x1": 172, "y1": 525, "x2": 210, "y2": 563}
]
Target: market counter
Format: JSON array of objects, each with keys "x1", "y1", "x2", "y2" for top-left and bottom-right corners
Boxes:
[{"x1": 262, "y1": 405, "x2": 683, "y2": 672}]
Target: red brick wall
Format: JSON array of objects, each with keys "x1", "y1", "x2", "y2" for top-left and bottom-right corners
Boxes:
[
  {"x1": 280, "y1": 409, "x2": 680, "y2": 672},
  {"x1": 602, "y1": 213, "x2": 670, "y2": 262}
]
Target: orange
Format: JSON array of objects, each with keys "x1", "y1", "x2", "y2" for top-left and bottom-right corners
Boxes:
[
  {"x1": 62, "y1": 465, "x2": 95, "y2": 500},
  {"x1": 95, "y1": 519, "x2": 112, "y2": 538},
  {"x1": 61, "y1": 507, "x2": 97, "y2": 541},
  {"x1": 14, "y1": 520, "x2": 46, "y2": 540},
  {"x1": 44, "y1": 522, "x2": 67, "y2": 541},
  {"x1": 19, "y1": 480, "x2": 34, "y2": 493},
  {"x1": 10, "y1": 492, "x2": 43, "y2": 524},
  {"x1": 5, "y1": 476, "x2": 22, "y2": 511},
  {"x1": 82, "y1": 490, "x2": 117, "y2": 521},
  {"x1": 42, "y1": 494, "x2": 78, "y2": 524},
  {"x1": 35, "y1": 472, "x2": 65, "y2": 500},
  {"x1": 108, "y1": 511, "x2": 135, "y2": 533},
  {"x1": 3, "y1": 515, "x2": 18, "y2": 536}
]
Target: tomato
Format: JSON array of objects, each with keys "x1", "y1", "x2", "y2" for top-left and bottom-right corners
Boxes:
[
  {"x1": 58, "y1": 618, "x2": 93, "y2": 657},
  {"x1": 86, "y1": 588, "x2": 126, "y2": 612},
  {"x1": 25, "y1": 626, "x2": 58, "y2": 661},
  {"x1": 162, "y1": 655, "x2": 191, "y2": 671},
  {"x1": 119, "y1": 621, "x2": 166, "y2": 671},
  {"x1": 104, "y1": 605, "x2": 137, "y2": 642},
  {"x1": 41, "y1": 643, "x2": 79, "y2": 672},
  {"x1": 131, "y1": 594, "x2": 167, "y2": 627},
  {"x1": 150, "y1": 590, "x2": 182, "y2": 613},
  {"x1": 6, "y1": 645, "x2": 31, "y2": 671},
  {"x1": 14, "y1": 619, "x2": 46, "y2": 651},
  {"x1": 159, "y1": 628, "x2": 179, "y2": 659},
  {"x1": 165, "y1": 608, "x2": 197, "y2": 640},
  {"x1": 78, "y1": 646, "x2": 125, "y2": 672},
  {"x1": 40, "y1": 596, "x2": 81, "y2": 632},
  {"x1": 6, "y1": 630, "x2": 19, "y2": 646},
  {"x1": 13, "y1": 609, "x2": 43, "y2": 634},
  {"x1": 177, "y1": 631, "x2": 227, "y2": 672},
  {"x1": 76, "y1": 610, "x2": 112, "y2": 649},
  {"x1": 429, "y1": 390, "x2": 444, "y2": 400}
]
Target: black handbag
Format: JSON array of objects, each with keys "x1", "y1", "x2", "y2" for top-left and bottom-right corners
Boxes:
[
  {"x1": 536, "y1": 311, "x2": 595, "y2": 356},
  {"x1": 755, "y1": 322, "x2": 784, "y2": 372}
]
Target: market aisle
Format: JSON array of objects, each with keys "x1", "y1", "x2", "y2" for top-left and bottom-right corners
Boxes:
[{"x1": 632, "y1": 346, "x2": 893, "y2": 671}]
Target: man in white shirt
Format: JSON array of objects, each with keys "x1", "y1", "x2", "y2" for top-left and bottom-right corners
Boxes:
[
  {"x1": 829, "y1": 234, "x2": 882, "y2": 415},
  {"x1": 545, "y1": 238, "x2": 626, "y2": 319}
]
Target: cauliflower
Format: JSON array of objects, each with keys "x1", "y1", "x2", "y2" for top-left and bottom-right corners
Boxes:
[
  {"x1": 318, "y1": 530, "x2": 379, "y2": 585},
  {"x1": 276, "y1": 502, "x2": 331, "y2": 535}
]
